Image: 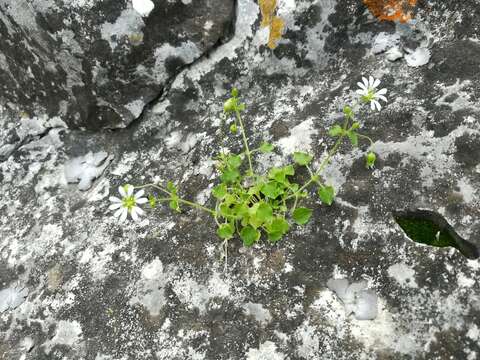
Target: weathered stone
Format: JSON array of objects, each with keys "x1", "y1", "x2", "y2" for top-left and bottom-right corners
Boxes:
[
  {"x1": 1, "y1": 0, "x2": 480, "y2": 359},
  {"x1": 0, "y1": 0, "x2": 235, "y2": 130}
]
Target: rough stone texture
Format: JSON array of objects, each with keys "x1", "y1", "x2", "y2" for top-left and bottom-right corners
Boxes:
[
  {"x1": 0, "y1": 0, "x2": 234, "y2": 130},
  {"x1": 1, "y1": 0, "x2": 480, "y2": 359}
]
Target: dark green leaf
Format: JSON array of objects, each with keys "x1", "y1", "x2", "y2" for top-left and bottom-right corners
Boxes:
[
  {"x1": 347, "y1": 131, "x2": 358, "y2": 147},
  {"x1": 217, "y1": 223, "x2": 235, "y2": 239},
  {"x1": 318, "y1": 185, "x2": 335, "y2": 206},
  {"x1": 220, "y1": 168, "x2": 240, "y2": 183},
  {"x1": 212, "y1": 184, "x2": 228, "y2": 199},
  {"x1": 293, "y1": 152, "x2": 313, "y2": 166},
  {"x1": 240, "y1": 226, "x2": 260, "y2": 247},
  {"x1": 227, "y1": 155, "x2": 243, "y2": 168},
  {"x1": 259, "y1": 142, "x2": 275, "y2": 153},
  {"x1": 267, "y1": 217, "x2": 290, "y2": 235},
  {"x1": 292, "y1": 207, "x2": 313, "y2": 225},
  {"x1": 261, "y1": 181, "x2": 283, "y2": 199},
  {"x1": 256, "y1": 202, "x2": 273, "y2": 223},
  {"x1": 328, "y1": 125, "x2": 343, "y2": 137}
]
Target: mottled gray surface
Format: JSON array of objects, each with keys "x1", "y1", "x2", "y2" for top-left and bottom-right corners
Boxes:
[
  {"x1": 1, "y1": 0, "x2": 480, "y2": 359},
  {"x1": 0, "y1": 0, "x2": 234, "y2": 130}
]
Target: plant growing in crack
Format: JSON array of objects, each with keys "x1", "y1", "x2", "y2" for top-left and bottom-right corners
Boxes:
[{"x1": 109, "y1": 76, "x2": 387, "y2": 259}]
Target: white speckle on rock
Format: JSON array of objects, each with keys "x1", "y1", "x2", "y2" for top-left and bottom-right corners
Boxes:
[
  {"x1": 405, "y1": 47, "x2": 431, "y2": 67},
  {"x1": 372, "y1": 32, "x2": 400, "y2": 54},
  {"x1": 386, "y1": 46, "x2": 403, "y2": 62},
  {"x1": 246, "y1": 341, "x2": 285, "y2": 360},
  {"x1": 277, "y1": 118, "x2": 315, "y2": 154},
  {"x1": 101, "y1": 8, "x2": 145, "y2": 49},
  {"x1": 64, "y1": 151, "x2": 111, "y2": 191},
  {"x1": 49, "y1": 320, "x2": 83, "y2": 348},
  {"x1": 387, "y1": 263, "x2": 418, "y2": 288},
  {"x1": 327, "y1": 278, "x2": 378, "y2": 320},
  {"x1": 132, "y1": 0, "x2": 155, "y2": 17},
  {"x1": 0, "y1": 285, "x2": 28, "y2": 313},
  {"x1": 129, "y1": 258, "x2": 169, "y2": 316},
  {"x1": 242, "y1": 302, "x2": 272, "y2": 326}
]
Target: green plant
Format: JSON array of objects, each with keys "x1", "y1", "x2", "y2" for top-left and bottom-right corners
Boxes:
[{"x1": 111, "y1": 77, "x2": 387, "y2": 256}]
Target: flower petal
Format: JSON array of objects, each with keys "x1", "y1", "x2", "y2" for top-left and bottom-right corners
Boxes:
[
  {"x1": 373, "y1": 78, "x2": 380, "y2": 88},
  {"x1": 126, "y1": 184, "x2": 134, "y2": 197},
  {"x1": 356, "y1": 89, "x2": 367, "y2": 96},
  {"x1": 134, "y1": 189, "x2": 145, "y2": 199},
  {"x1": 357, "y1": 82, "x2": 367, "y2": 90},
  {"x1": 370, "y1": 101, "x2": 376, "y2": 111},
  {"x1": 369, "y1": 75, "x2": 375, "y2": 88},
  {"x1": 362, "y1": 77, "x2": 369, "y2": 88},
  {"x1": 376, "y1": 88, "x2": 387, "y2": 95},
  {"x1": 109, "y1": 203, "x2": 122, "y2": 210},
  {"x1": 119, "y1": 186, "x2": 127, "y2": 198},
  {"x1": 114, "y1": 207, "x2": 124, "y2": 218},
  {"x1": 134, "y1": 206, "x2": 145, "y2": 216},
  {"x1": 119, "y1": 208, "x2": 128, "y2": 223},
  {"x1": 109, "y1": 196, "x2": 121, "y2": 203},
  {"x1": 136, "y1": 197, "x2": 148, "y2": 204},
  {"x1": 374, "y1": 100, "x2": 382, "y2": 111},
  {"x1": 377, "y1": 95, "x2": 387, "y2": 102},
  {"x1": 131, "y1": 208, "x2": 139, "y2": 221}
]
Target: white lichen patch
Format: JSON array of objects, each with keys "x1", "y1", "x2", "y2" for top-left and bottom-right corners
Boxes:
[
  {"x1": 64, "y1": 151, "x2": 112, "y2": 191},
  {"x1": 242, "y1": 302, "x2": 272, "y2": 326},
  {"x1": 0, "y1": 285, "x2": 29, "y2": 313},
  {"x1": 387, "y1": 263, "x2": 418, "y2": 288},
  {"x1": 43, "y1": 320, "x2": 83, "y2": 352},
  {"x1": 129, "y1": 258, "x2": 169, "y2": 316},
  {"x1": 101, "y1": 8, "x2": 145, "y2": 49},
  {"x1": 132, "y1": 0, "x2": 155, "y2": 17},
  {"x1": 277, "y1": 118, "x2": 315, "y2": 155},
  {"x1": 404, "y1": 47, "x2": 431, "y2": 67},
  {"x1": 246, "y1": 341, "x2": 285, "y2": 360},
  {"x1": 172, "y1": 272, "x2": 231, "y2": 314}
]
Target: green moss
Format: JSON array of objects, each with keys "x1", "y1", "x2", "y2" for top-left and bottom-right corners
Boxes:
[{"x1": 395, "y1": 217, "x2": 459, "y2": 249}]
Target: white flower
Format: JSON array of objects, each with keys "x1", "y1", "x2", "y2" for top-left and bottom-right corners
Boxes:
[
  {"x1": 356, "y1": 76, "x2": 388, "y2": 111},
  {"x1": 109, "y1": 184, "x2": 148, "y2": 222}
]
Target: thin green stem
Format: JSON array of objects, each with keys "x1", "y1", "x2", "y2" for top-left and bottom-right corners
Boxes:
[
  {"x1": 235, "y1": 110, "x2": 254, "y2": 174},
  {"x1": 357, "y1": 133, "x2": 374, "y2": 147},
  {"x1": 134, "y1": 183, "x2": 216, "y2": 216}
]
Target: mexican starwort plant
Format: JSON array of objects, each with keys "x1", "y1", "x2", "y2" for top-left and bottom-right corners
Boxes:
[{"x1": 110, "y1": 77, "x2": 387, "y2": 258}]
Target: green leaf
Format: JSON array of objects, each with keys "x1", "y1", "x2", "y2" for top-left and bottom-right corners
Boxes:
[
  {"x1": 220, "y1": 168, "x2": 240, "y2": 183},
  {"x1": 267, "y1": 217, "x2": 290, "y2": 235},
  {"x1": 269, "y1": 165, "x2": 294, "y2": 183},
  {"x1": 227, "y1": 155, "x2": 243, "y2": 168},
  {"x1": 328, "y1": 125, "x2": 343, "y2": 137},
  {"x1": 259, "y1": 142, "x2": 275, "y2": 153},
  {"x1": 261, "y1": 181, "x2": 283, "y2": 199},
  {"x1": 365, "y1": 151, "x2": 376, "y2": 169},
  {"x1": 169, "y1": 199, "x2": 180, "y2": 212},
  {"x1": 343, "y1": 105, "x2": 354, "y2": 119},
  {"x1": 217, "y1": 223, "x2": 234, "y2": 239},
  {"x1": 347, "y1": 131, "x2": 358, "y2": 147},
  {"x1": 292, "y1": 207, "x2": 313, "y2": 225},
  {"x1": 318, "y1": 185, "x2": 335, "y2": 206},
  {"x1": 293, "y1": 152, "x2": 313, "y2": 166},
  {"x1": 148, "y1": 194, "x2": 156, "y2": 208},
  {"x1": 224, "y1": 97, "x2": 237, "y2": 113},
  {"x1": 240, "y1": 226, "x2": 260, "y2": 247},
  {"x1": 167, "y1": 181, "x2": 177, "y2": 194},
  {"x1": 233, "y1": 203, "x2": 249, "y2": 218},
  {"x1": 219, "y1": 202, "x2": 233, "y2": 217},
  {"x1": 256, "y1": 202, "x2": 273, "y2": 223},
  {"x1": 212, "y1": 184, "x2": 228, "y2": 199},
  {"x1": 267, "y1": 231, "x2": 283, "y2": 243}
]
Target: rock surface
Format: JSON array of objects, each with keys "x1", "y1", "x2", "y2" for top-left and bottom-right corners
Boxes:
[
  {"x1": 0, "y1": 0, "x2": 234, "y2": 130},
  {"x1": 1, "y1": 0, "x2": 480, "y2": 359}
]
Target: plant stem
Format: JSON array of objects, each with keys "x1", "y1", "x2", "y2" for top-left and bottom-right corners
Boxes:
[
  {"x1": 135, "y1": 183, "x2": 216, "y2": 216},
  {"x1": 235, "y1": 110, "x2": 254, "y2": 174}
]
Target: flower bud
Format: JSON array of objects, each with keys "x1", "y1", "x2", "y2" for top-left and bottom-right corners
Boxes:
[
  {"x1": 365, "y1": 152, "x2": 376, "y2": 169},
  {"x1": 223, "y1": 98, "x2": 236, "y2": 113},
  {"x1": 230, "y1": 123, "x2": 238, "y2": 134},
  {"x1": 231, "y1": 88, "x2": 239, "y2": 97}
]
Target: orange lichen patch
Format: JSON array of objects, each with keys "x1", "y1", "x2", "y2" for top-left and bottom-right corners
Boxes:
[
  {"x1": 259, "y1": 0, "x2": 277, "y2": 27},
  {"x1": 259, "y1": 0, "x2": 284, "y2": 49},
  {"x1": 364, "y1": 0, "x2": 417, "y2": 23},
  {"x1": 268, "y1": 16, "x2": 285, "y2": 49}
]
